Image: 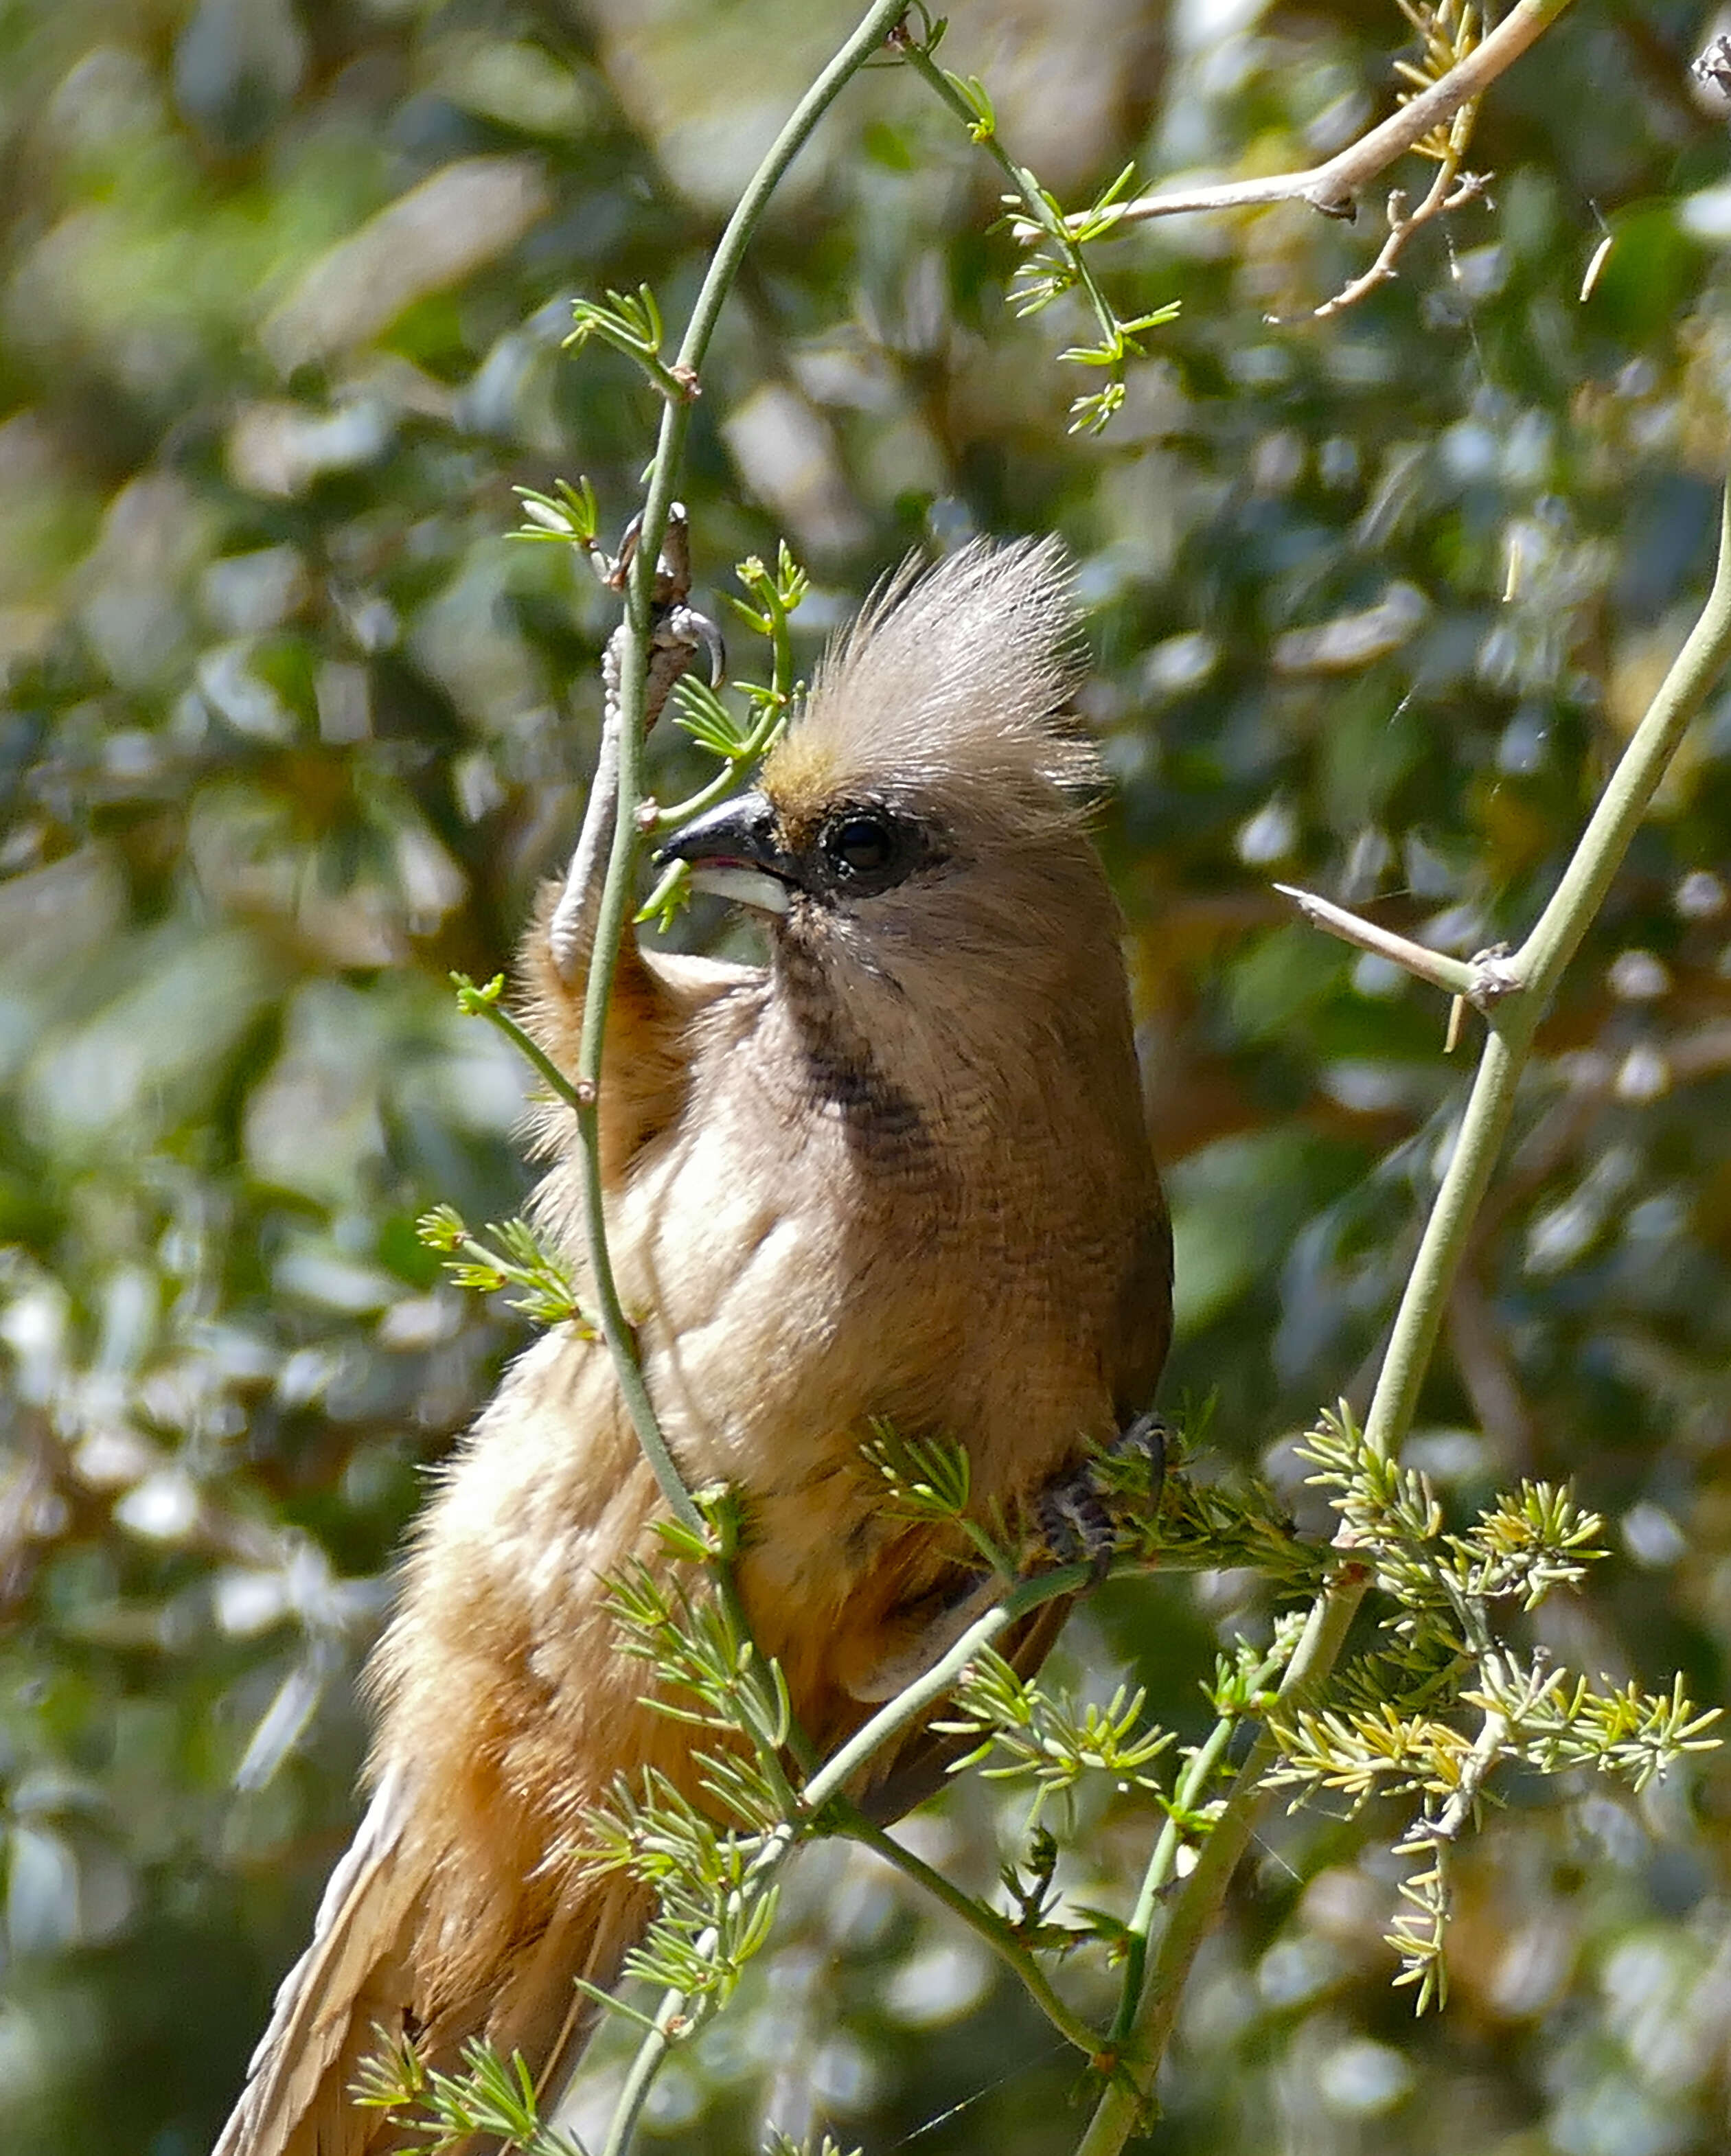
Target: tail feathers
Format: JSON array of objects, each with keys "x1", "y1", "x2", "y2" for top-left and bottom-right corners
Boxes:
[
  {"x1": 216, "y1": 1765, "x2": 425, "y2": 2156},
  {"x1": 518, "y1": 1879, "x2": 652, "y2": 2132},
  {"x1": 415, "y1": 1872, "x2": 649, "y2": 2142},
  {"x1": 216, "y1": 1766, "x2": 654, "y2": 2156}
]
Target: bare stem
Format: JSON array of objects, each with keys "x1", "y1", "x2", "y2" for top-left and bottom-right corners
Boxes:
[
  {"x1": 1273, "y1": 884, "x2": 1474, "y2": 998},
  {"x1": 1074, "y1": 491, "x2": 1731, "y2": 2155},
  {"x1": 1075, "y1": 0, "x2": 1572, "y2": 233},
  {"x1": 597, "y1": 1986, "x2": 685, "y2": 2156},
  {"x1": 1515, "y1": 485, "x2": 1731, "y2": 1007},
  {"x1": 1108, "y1": 1708, "x2": 1240, "y2": 2048},
  {"x1": 836, "y1": 1802, "x2": 1103, "y2": 2056},
  {"x1": 1306, "y1": 161, "x2": 1488, "y2": 323},
  {"x1": 569, "y1": 0, "x2": 916, "y2": 1532}
]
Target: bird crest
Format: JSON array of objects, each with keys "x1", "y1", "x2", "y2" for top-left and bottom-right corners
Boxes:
[{"x1": 761, "y1": 537, "x2": 1100, "y2": 843}]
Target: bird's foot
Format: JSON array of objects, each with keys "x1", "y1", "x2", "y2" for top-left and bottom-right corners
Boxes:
[{"x1": 1035, "y1": 1411, "x2": 1168, "y2": 1584}]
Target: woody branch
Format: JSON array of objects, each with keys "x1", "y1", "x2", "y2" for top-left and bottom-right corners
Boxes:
[{"x1": 1068, "y1": 0, "x2": 1572, "y2": 235}]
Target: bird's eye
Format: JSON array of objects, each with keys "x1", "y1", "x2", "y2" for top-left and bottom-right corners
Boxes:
[{"x1": 824, "y1": 812, "x2": 897, "y2": 878}]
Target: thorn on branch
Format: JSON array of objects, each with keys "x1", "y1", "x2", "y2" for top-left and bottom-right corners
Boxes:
[
  {"x1": 1464, "y1": 943, "x2": 1521, "y2": 1008},
  {"x1": 1274, "y1": 883, "x2": 1475, "y2": 999},
  {"x1": 1305, "y1": 188, "x2": 1360, "y2": 222}
]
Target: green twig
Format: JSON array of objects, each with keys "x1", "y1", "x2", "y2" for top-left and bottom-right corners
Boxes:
[
  {"x1": 453, "y1": 972, "x2": 586, "y2": 1116},
  {"x1": 895, "y1": 28, "x2": 1172, "y2": 432},
  {"x1": 569, "y1": 0, "x2": 913, "y2": 1539},
  {"x1": 562, "y1": 5, "x2": 954, "y2": 2142},
  {"x1": 597, "y1": 1984, "x2": 685, "y2": 2156},
  {"x1": 835, "y1": 1802, "x2": 1103, "y2": 2057},
  {"x1": 803, "y1": 1561, "x2": 1096, "y2": 1816},
  {"x1": 1075, "y1": 485, "x2": 1731, "y2": 2155},
  {"x1": 1108, "y1": 1705, "x2": 1240, "y2": 2048}
]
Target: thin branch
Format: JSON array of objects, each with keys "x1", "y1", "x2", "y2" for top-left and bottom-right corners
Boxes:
[
  {"x1": 1108, "y1": 1705, "x2": 1241, "y2": 2048},
  {"x1": 1515, "y1": 485, "x2": 1731, "y2": 1009},
  {"x1": 1070, "y1": 0, "x2": 1571, "y2": 233},
  {"x1": 1274, "y1": 884, "x2": 1474, "y2": 997},
  {"x1": 455, "y1": 976, "x2": 593, "y2": 1115},
  {"x1": 1074, "y1": 492, "x2": 1731, "y2": 2156},
  {"x1": 598, "y1": 1986, "x2": 685, "y2": 2156},
  {"x1": 836, "y1": 1802, "x2": 1103, "y2": 2056},
  {"x1": 567, "y1": 0, "x2": 915, "y2": 1530},
  {"x1": 1075, "y1": 1568, "x2": 1370, "y2": 2156},
  {"x1": 803, "y1": 1559, "x2": 1096, "y2": 1815},
  {"x1": 1428, "y1": 1706, "x2": 1511, "y2": 1844},
  {"x1": 1306, "y1": 164, "x2": 1489, "y2": 322},
  {"x1": 897, "y1": 38, "x2": 1103, "y2": 300}
]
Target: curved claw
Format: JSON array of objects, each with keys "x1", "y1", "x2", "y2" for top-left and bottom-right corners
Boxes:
[
  {"x1": 1036, "y1": 1410, "x2": 1168, "y2": 1583},
  {"x1": 652, "y1": 603, "x2": 726, "y2": 688},
  {"x1": 686, "y1": 607, "x2": 726, "y2": 688}
]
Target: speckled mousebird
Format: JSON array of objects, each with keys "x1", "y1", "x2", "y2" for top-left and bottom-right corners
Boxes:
[{"x1": 215, "y1": 534, "x2": 1171, "y2": 2156}]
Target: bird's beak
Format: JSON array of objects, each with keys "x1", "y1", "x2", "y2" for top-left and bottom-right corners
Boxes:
[{"x1": 653, "y1": 790, "x2": 799, "y2": 917}]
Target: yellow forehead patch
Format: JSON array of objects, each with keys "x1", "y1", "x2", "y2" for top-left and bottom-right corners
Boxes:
[{"x1": 759, "y1": 724, "x2": 851, "y2": 843}]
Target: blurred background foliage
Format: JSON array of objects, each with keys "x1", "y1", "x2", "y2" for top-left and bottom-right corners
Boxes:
[{"x1": 5, "y1": 0, "x2": 1731, "y2": 2150}]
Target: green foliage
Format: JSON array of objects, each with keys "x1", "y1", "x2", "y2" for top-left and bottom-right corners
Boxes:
[
  {"x1": 352, "y1": 2027, "x2": 589, "y2": 2155},
  {"x1": 933, "y1": 1649, "x2": 1176, "y2": 1826},
  {"x1": 862, "y1": 1423, "x2": 1021, "y2": 1577},
  {"x1": 1256, "y1": 1406, "x2": 1721, "y2": 2013},
  {"x1": 1300, "y1": 1401, "x2": 1609, "y2": 1640},
  {"x1": 416, "y1": 1203, "x2": 593, "y2": 1329},
  {"x1": 566, "y1": 285, "x2": 699, "y2": 406},
  {"x1": 513, "y1": 476, "x2": 604, "y2": 553}
]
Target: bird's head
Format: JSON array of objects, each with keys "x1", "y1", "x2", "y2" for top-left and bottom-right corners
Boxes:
[{"x1": 654, "y1": 538, "x2": 1115, "y2": 1002}]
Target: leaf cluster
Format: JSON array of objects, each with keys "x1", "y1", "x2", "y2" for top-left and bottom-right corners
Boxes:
[
  {"x1": 565, "y1": 284, "x2": 698, "y2": 405},
  {"x1": 1303, "y1": 1403, "x2": 1607, "y2": 1642},
  {"x1": 1259, "y1": 1406, "x2": 1722, "y2": 2012},
  {"x1": 352, "y1": 2028, "x2": 586, "y2": 2156},
  {"x1": 935, "y1": 1647, "x2": 1176, "y2": 1827},
  {"x1": 891, "y1": 3, "x2": 1178, "y2": 433},
  {"x1": 862, "y1": 1423, "x2": 1020, "y2": 1579},
  {"x1": 415, "y1": 1204, "x2": 593, "y2": 1331},
  {"x1": 1090, "y1": 1420, "x2": 1322, "y2": 1592}
]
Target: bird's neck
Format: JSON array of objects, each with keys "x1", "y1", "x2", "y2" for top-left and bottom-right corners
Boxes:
[{"x1": 767, "y1": 920, "x2": 1132, "y2": 1178}]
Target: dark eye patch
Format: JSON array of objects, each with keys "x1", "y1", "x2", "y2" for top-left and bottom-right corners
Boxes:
[{"x1": 811, "y1": 803, "x2": 933, "y2": 897}]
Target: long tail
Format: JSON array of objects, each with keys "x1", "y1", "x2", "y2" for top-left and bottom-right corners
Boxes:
[
  {"x1": 215, "y1": 1766, "x2": 423, "y2": 2156},
  {"x1": 214, "y1": 1757, "x2": 650, "y2": 2156}
]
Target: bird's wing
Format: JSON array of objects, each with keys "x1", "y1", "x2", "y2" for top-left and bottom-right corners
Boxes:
[{"x1": 215, "y1": 1762, "x2": 426, "y2": 2156}]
